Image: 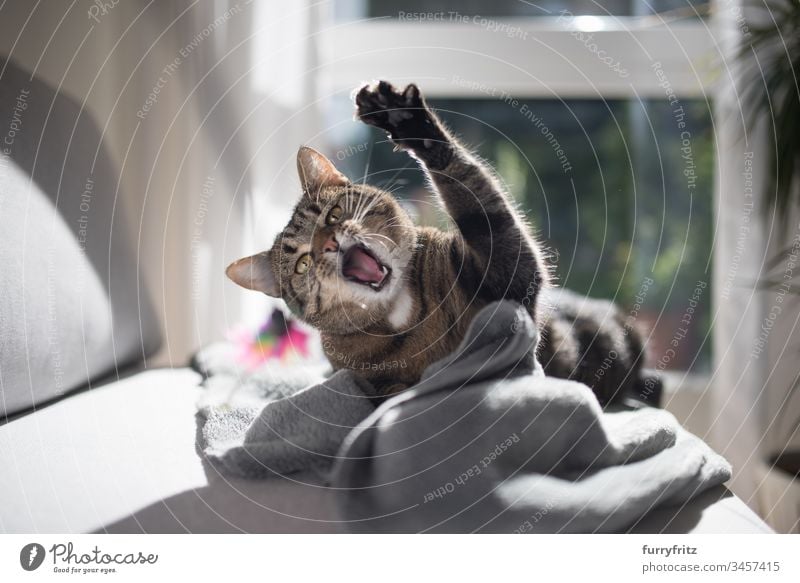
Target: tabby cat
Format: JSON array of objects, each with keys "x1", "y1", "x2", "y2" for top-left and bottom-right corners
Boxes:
[{"x1": 226, "y1": 80, "x2": 656, "y2": 406}]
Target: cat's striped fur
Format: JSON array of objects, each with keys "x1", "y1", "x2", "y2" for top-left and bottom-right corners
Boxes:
[{"x1": 227, "y1": 81, "x2": 654, "y2": 405}]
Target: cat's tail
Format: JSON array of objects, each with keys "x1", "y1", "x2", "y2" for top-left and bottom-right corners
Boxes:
[
  {"x1": 618, "y1": 315, "x2": 662, "y2": 408},
  {"x1": 627, "y1": 369, "x2": 664, "y2": 408}
]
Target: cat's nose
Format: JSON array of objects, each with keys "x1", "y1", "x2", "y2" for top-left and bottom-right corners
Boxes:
[{"x1": 322, "y1": 235, "x2": 339, "y2": 253}]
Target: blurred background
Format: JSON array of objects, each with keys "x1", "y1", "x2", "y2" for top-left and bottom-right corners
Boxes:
[{"x1": 1, "y1": 0, "x2": 798, "y2": 530}]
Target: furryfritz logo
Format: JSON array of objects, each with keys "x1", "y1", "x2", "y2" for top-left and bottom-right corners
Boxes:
[{"x1": 20, "y1": 543, "x2": 46, "y2": 571}]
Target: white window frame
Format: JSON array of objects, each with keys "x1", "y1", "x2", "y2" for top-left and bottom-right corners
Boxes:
[{"x1": 319, "y1": 15, "x2": 717, "y2": 99}]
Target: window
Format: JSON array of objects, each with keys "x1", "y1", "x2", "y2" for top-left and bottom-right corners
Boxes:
[
  {"x1": 320, "y1": 0, "x2": 716, "y2": 372},
  {"x1": 334, "y1": 0, "x2": 709, "y2": 20}
]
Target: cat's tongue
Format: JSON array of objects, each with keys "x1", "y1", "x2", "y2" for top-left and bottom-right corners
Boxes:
[{"x1": 342, "y1": 245, "x2": 385, "y2": 286}]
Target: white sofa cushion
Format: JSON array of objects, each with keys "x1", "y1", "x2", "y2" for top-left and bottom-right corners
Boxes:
[
  {"x1": 0, "y1": 368, "x2": 341, "y2": 533},
  {"x1": 0, "y1": 59, "x2": 161, "y2": 418}
]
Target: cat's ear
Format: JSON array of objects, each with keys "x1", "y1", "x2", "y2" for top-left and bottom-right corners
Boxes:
[
  {"x1": 225, "y1": 251, "x2": 280, "y2": 297},
  {"x1": 297, "y1": 146, "x2": 348, "y2": 194}
]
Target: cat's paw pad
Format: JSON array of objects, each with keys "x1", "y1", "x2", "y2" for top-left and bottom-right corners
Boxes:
[{"x1": 355, "y1": 80, "x2": 429, "y2": 137}]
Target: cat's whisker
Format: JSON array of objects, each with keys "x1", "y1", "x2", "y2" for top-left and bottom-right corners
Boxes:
[
  {"x1": 359, "y1": 192, "x2": 372, "y2": 222},
  {"x1": 361, "y1": 231, "x2": 394, "y2": 248},
  {"x1": 356, "y1": 196, "x2": 381, "y2": 223},
  {"x1": 361, "y1": 235, "x2": 389, "y2": 251},
  {"x1": 353, "y1": 195, "x2": 366, "y2": 222},
  {"x1": 353, "y1": 146, "x2": 375, "y2": 219},
  {"x1": 362, "y1": 234, "x2": 396, "y2": 251},
  {"x1": 353, "y1": 185, "x2": 367, "y2": 222},
  {"x1": 380, "y1": 220, "x2": 416, "y2": 233}
]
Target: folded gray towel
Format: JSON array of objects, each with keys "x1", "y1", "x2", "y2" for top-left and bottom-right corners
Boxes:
[
  {"x1": 196, "y1": 301, "x2": 731, "y2": 532},
  {"x1": 195, "y1": 343, "x2": 373, "y2": 477}
]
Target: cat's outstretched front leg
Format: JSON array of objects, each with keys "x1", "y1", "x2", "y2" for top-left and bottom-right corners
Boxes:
[{"x1": 356, "y1": 80, "x2": 549, "y2": 317}]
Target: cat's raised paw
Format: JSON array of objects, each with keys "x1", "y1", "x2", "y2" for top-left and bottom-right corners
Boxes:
[{"x1": 355, "y1": 80, "x2": 435, "y2": 145}]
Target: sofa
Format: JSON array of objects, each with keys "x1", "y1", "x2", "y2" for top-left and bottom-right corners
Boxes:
[{"x1": 0, "y1": 58, "x2": 773, "y2": 534}]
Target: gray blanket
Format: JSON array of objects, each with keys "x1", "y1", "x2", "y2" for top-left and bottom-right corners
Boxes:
[{"x1": 196, "y1": 301, "x2": 731, "y2": 533}]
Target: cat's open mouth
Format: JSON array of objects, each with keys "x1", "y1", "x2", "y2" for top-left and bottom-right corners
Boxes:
[{"x1": 341, "y1": 244, "x2": 391, "y2": 291}]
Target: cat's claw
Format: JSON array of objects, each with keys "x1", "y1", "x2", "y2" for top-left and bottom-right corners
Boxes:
[{"x1": 355, "y1": 80, "x2": 435, "y2": 145}]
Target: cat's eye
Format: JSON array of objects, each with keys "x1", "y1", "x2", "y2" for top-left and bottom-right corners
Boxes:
[
  {"x1": 326, "y1": 205, "x2": 343, "y2": 225},
  {"x1": 295, "y1": 253, "x2": 313, "y2": 274}
]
